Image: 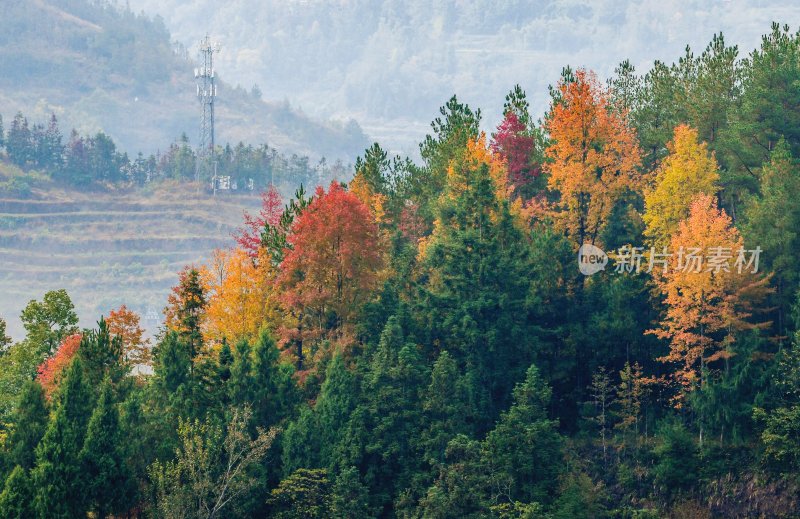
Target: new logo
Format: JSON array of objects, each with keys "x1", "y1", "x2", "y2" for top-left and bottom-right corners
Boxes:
[{"x1": 578, "y1": 243, "x2": 608, "y2": 276}]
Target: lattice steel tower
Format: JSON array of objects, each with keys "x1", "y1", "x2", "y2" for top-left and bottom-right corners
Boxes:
[{"x1": 195, "y1": 35, "x2": 220, "y2": 183}]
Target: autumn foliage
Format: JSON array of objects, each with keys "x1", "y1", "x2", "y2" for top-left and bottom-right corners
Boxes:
[
  {"x1": 106, "y1": 305, "x2": 151, "y2": 367},
  {"x1": 648, "y1": 194, "x2": 771, "y2": 405},
  {"x1": 203, "y1": 247, "x2": 281, "y2": 345},
  {"x1": 545, "y1": 68, "x2": 643, "y2": 246},
  {"x1": 235, "y1": 185, "x2": 283, "y2": 259},
  {"x1": 11, "y1": 31, "x2": 800, "y2": 515},
  {"x1": 349, "y1": 172, "x2": 388, "y2": 224},
  {"x1": 491, "y1": 111, "x2": 540, "y2": 195},
  {"x1": 278, "y1": 181, "x2": 385, "y2": 366},
  {"x1": 644, "y1": 125, "x2": 720, "y2": 247},
  {"x1": 37, "y1": 333, "x2": 81, "y2": 398}
]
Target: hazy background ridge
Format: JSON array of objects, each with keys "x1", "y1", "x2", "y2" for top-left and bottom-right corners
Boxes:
[
  {"x1": 127, "y1": 0, "x2": 800, "y2": 155},
  {"x1": 0, "y1": 0, "x2": 369, "y2": 160}
]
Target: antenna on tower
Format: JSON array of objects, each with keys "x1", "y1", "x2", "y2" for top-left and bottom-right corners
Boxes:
[{"x1": 195, "y1": 34, "x2": 220, "y2": 188}]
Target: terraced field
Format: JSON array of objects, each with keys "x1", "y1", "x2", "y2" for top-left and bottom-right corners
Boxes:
[{"x1": 0, "y1": 186, "x2": 263, "y2": 341}]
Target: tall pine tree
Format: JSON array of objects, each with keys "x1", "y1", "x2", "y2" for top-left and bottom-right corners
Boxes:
[
  {"x1": 32, "y1": 357, "x2": 92, "y2": 518},
  {"x1": 6, "y1": 381, "x2": 48, "y2": 471},
  {"x1": 81, "y1": 379, "x2": 135, "y2": 518}
]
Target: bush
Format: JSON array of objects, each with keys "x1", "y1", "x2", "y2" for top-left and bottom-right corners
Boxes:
[
  {"x1": 652, "y1": 419, "x2": 699, "y2": 496},
  {"x1": 0, "y1": 175, "x2": 33, "y2": 197}
]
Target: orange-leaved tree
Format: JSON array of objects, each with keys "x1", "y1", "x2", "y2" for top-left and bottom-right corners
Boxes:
[
  {"x1": 545, "y1": 68, "x2": 643, "y2": 247},
  {"x1": 648, "y1": 193, "x2": 771, "y2": 407},
  {"x1": 106, "y1": 304, "x2": 151, "y2": 368},
  {"x1": 203, "y1": 247, "x2": 281, "y2": 346},
  {"x1": 37, "y1": 333, "x2": 81, "y2": 398},
  {"x1": 278, "y1": 181, "x2": 385, "y2": 370},
  {"x1": 643, "y1": 124, "x2": 720, "y2": 247}
]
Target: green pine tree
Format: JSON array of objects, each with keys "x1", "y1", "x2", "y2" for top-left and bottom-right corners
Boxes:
[
  {"x1": 230, "y1": 337, "x2": 253, "y2": 406},
  {"x1": 421, "y1": 350, "x2": 471, "y2": 468},
  {"x1": 173, "y1": 267, "x2": 207, "y2": 361},
  {"x1": 282, "y1": 405, "x2": 321, "y2": 474},
  {"x1": 218, "y1": 338, "x2": 233, "y2": 384},
  {"x1": 754, "y1": 328, "x2": 800, "y2": 475},
  {"x1": 744, "y1": 139, "x2": 800, "y2": 340},
  {"x1": 331, "y1": 466, "x2": 373, "y2": 519},
  {"x1": 652, "y1": 419, "x2": 700, "y2": 496},
  {"x1": 78, "y1": 317, "x2": 127, "y2": 387},
  {"x1": 6, "y1": 112, "x2": 33, "y2": 168},
  {"x1": 81, "y1": 379, "x2": 135, "y2": 518},
  {"x1": 7, "y1": 380, "x2": 48, "y2": 471},
  {"x1": 417, "y1": 157, "x2": 538, "y2": 431},
  {"x1": 722, "y1": 23, "x2": 800, "y2": 186},
  {"x1": 0, "y1": 465, "x2": 34, "y2": 519},
  {"x1": 354, "y1": 143, "x2": 390, "y2": 195},
  {"x1": 153, "y1": 331, "x2": 191, "y2": 396},
  {"x1": 484, "y1": 364, "x2": 563, "y2": 505},
  {"x1": 413, "y1": 95, "x2": 482, "y2": 221},
  {"x1": 211, "y1": 338, "x2": 235, "y2": 411},
  {"x1": 32, "y1": 357, "x2": 91, "y2": 518},
  {"x1": 316, "y1": 354, "x2": 358, "y2": 469},
  {"x1": 252, "y1": 329, "x2": 299, "y2": 429},
  {"x1": 417, "y1": 434, "x2": 490, "y2": 519},
  {"x1": 362, "y1": 317, "x2": 428, "y2": 513}
]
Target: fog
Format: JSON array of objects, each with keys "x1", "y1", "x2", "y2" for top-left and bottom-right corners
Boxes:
[{"x1": 127, "y1": 0, "x2": 800, "y2": 154}]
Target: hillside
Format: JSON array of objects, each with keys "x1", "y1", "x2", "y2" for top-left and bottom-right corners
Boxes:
[
  {"x1": 0, "y1": 173, "x2": 263, "y2": 340},
  {"x1": 127, "y1": 0, "x2": 800, "y2": 152},
  {"x1": 2, "y1": 8, "x2": 800, "y2": 517},
  {"x1": 0, "y1": 0, "x2": 369, "y2": 160}
]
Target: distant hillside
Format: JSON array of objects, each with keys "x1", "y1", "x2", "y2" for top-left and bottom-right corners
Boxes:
[
  {"x1": 127, "y1": 0, "x2": 800, "y2": 152},
  {"x1": 0, "y1": 0, "x2": 369, "y2": 159},
  {"x1": 0, "y1": 162, "x2": 266, "y2": 341}
]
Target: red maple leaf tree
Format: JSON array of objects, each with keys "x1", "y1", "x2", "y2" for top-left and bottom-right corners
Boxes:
[
  {"x1": 235, "y1": 184, "x2": 284, "y2": 259},
  {"x1": 491, "y1": 111, "x2": 540, "y2": 196},
  {"x1": 278, "y1": 181, "x2": 385, "y2": 368}
]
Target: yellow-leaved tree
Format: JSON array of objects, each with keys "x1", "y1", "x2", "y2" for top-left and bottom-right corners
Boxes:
[
  {"x1": 643, "y1": 124, "x2": 720, "y2": 247},
  {"x1": 349, "y1": 172, "x2": 388, "y2": 225},
  {"x1": 202, "y1": 247, "x2": 281, "y2": 347}
]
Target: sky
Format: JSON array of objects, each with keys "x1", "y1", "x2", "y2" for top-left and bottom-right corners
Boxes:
[{"x1": 122, "y1": 0, "x2": 800, "y2": 154}]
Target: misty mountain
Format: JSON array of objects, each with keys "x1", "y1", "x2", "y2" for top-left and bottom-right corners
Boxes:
[
  {"x1": 126, "y1": 0, "x2": 800, "y2": 153},
  {"x1": 0, "y1": 0, "x2": 369, "y2": 159}
]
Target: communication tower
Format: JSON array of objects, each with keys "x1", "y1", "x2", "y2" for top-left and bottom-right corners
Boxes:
[{"x1": 195, "y1": 35, "x2": 220, "y2": 184}]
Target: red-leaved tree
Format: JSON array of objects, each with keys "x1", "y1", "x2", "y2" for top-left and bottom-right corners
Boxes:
[
  {"x1": 490, "y1": 111, "x2": 540, "y2": 197},
  {"x1": 235, "y1": 185, "x2": 283, "y2": 259},
  {"x1": 278, "y1": 181, "x2": 385, "y2": 369}
]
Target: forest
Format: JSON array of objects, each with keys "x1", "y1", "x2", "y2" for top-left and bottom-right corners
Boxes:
[
  {"x1": 0, "y1": 110, "x2": 348, "y2": 195},
  {"x1": 1, "y1": 23, "x2": 800, "y2": 518}
]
